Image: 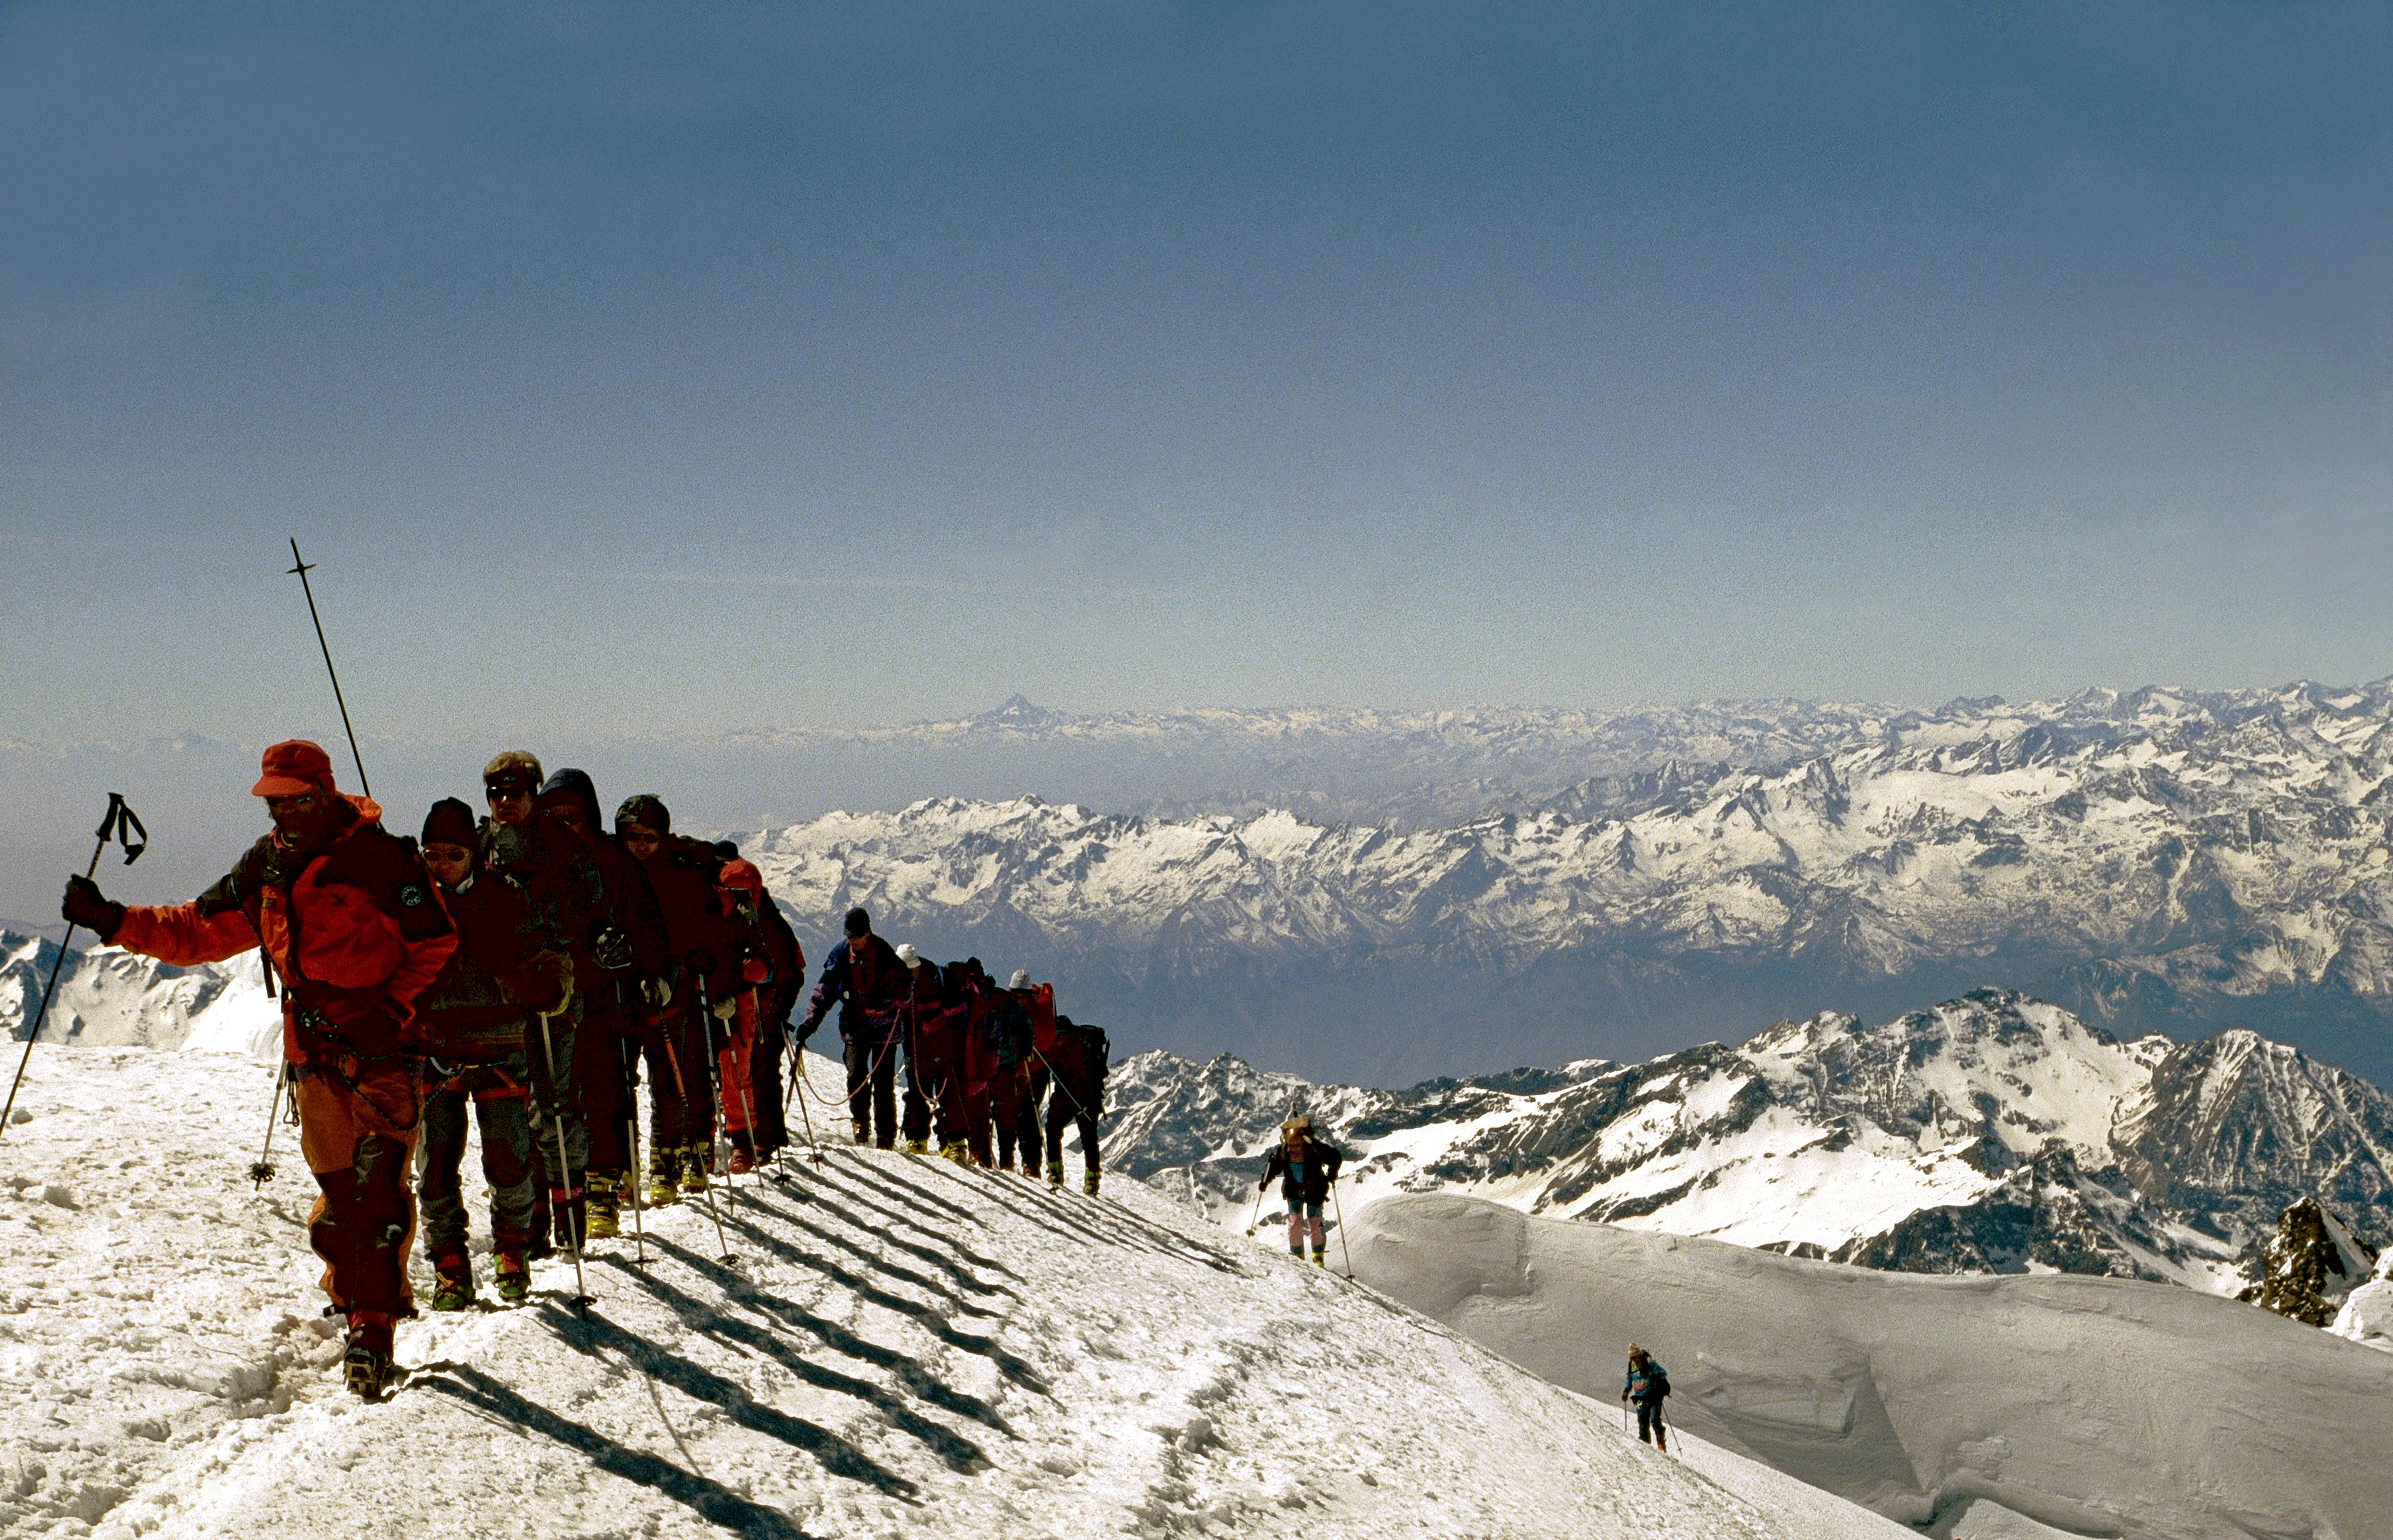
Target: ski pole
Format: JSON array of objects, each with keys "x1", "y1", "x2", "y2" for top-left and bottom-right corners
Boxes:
[
  {"x1": 785, "y1": 1039, "x2": 824, "y2": 1163},
  {"x1": 3, "y1": 795, "x2": 146, "y2": 1147},
  {"x1": 618, "y1": 1030, "x2": 647, "y2": 1268},
  {"x1": 677, "y1": 980, "x2": 739, "y2": 1263},
  {"x1": 535, "y1": 1010, "x2": 594, "y2": 1314},
  {"x1": 658, "y1": 1028, "x2": 734, "y2": 1261},
  {"x1": 695, "y1": 974, "x2": 739, "y2": 1202},
  {"x1": 247, "y1": 1064, "x2": 290, "y2": 1187},
  {"x1": 1329, "y1": 1176, "x2": 1355, "y2": 1280},
  {"x1": 624, "y1": 1093, "x2": 649, "y2": 1269},
  {"x1": 284, "y1": 540, "x2": 371, "y2": 797}
]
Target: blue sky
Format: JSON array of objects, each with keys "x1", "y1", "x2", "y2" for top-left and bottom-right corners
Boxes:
[{"x1": 4, "y1": 2, "x2": 2390, "y2": 752}]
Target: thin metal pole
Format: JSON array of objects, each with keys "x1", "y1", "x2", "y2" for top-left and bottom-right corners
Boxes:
[
  {"x1": 286, "y1": 539, "x2": 370, "y2": 798},
  {"x1": 536, "y1": 1012, "x2": 594, "y2": 1313},
  {"x1": 695, "y1": 976, "x2": 739, "y2": 1203},
  {"x1": 0, "y1": 834, "x2": 111, "y2": 1143},
  {"x1": 247, "y1": 1065, "x2": 290, "y2": 1187},
  {"x1": 0, "y1": 793, "x2": 139, "y2": 1140},
  {"x1": 664, "y1": 1018, "x2": 736, "y2": 1264},
  {"x1": 1329, "y1": 1177, "x2": 1355, "y2": 1280},
  {"x1": 620, "y1": 1032, "x2": 647, "y2": 1268},
  {"x1": 786, "y1": 1044, "x2": 824, "y2": 1163}
]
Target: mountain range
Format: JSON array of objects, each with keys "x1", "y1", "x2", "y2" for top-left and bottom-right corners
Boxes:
[
  {"x1": 732, "y1": 680, "x2": 2393, "y2": 1083},
  {"x1": 1099, "y1": 989, "x2": 2393, "y2": 1310},
  {"x1": 21, "y1": 681, "x2": 2393, "y2": 1085}
]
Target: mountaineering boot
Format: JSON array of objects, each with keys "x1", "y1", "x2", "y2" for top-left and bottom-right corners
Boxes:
[
  {"x1": 940, "y1": 1140, "x2": 971, "y2": 1165},
  {"x1": 902, "y1": 1138, "x2": 929, "y2": 1156},
  {"x1": 1313, "y1": 1251, "x2": 1326, "y2": 1267},
  {"x1": 1083, "y1": 1170, "x2": 1101, "y2": 1196},
  {"x1": 430, "y1": 1252, "x2": 475, "y2": 1311},
  {"x1": 678, "y1": 1144, "x2": 711, "y2": 1195},
  {"x1": 343, "y1": 1313, "x2": 398, "y2": 1400},
  {"x1": 995, "y1": 1159, "x2": 1016, "y2": 1174},
  {"x1": 524, "y1": 1189, "x2": 557, "y2": 1262},
  {"x1": 852, "y1": 1120, "x2": 871, "y2": 1146},
  {"x1": 728, "y1": 1135, "x2": 755, "y2": 1176},
  {"x1": 1047, "y1": 1161, "x2": 1065, "y2": 1190},
  {"x1": 648, "y1": 1146, "x2": 682, "y2": 1207},
  {"x1": 553, "y1": 1188, "x2": 585, "y2": 1254},
  {"x1": 585, "y1": 1174, "x2": 621, "y2": 1240},
  {"x1": 493, "y1": 1250, "x2": 530, "y2": 1304},
  {"x1": 1289, "y1": 1245, "x2": 1304, "y2": 1259}
]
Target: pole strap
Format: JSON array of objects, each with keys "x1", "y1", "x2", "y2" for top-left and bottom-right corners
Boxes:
[{"x1": 97, "y1": 794, "x2": 147, "y2": 866}]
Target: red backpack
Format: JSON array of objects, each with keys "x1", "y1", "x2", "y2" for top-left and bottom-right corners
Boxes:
[{"x1": 1023, "y1": 983, "x2": 1058, "y2": 1055}]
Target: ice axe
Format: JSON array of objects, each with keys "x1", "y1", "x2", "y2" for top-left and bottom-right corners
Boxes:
[
  {"x1": 2, "y1": 795, "x2": 147, "y2": 1148},
  {"x1": 1243, "y1": 1184, "x2": 1265, "y2": 1237}
]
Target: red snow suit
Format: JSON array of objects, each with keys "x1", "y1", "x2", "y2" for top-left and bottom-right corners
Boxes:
[{"x1": 108, "y1": 794, "x2": 457, "y2": 1322}]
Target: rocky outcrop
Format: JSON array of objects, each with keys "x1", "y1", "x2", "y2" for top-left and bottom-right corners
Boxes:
[{"x1": 2240, "y1": 1198, "x2": 2377, "y2": 1326}]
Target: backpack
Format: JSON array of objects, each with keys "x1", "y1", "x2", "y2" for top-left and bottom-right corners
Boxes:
[
  {"x1": 1024, "y1": 983, "x2": 1058, "y2": 1054},
  {"x1": 1061, "y1": 1019, "x2": 1109, "y2": 1073}
]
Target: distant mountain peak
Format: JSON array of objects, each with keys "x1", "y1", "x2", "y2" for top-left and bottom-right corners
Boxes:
[{"x1": 973, "y1": 694, "x2": 1051, "y2": 728}]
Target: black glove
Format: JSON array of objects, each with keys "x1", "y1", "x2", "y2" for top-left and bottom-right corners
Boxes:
[
  {"x1": 61, "y1": 875, "x2": 124, "y2": 942},
  {"x1": 589, "y1": 922, "x2": 634, "y2": 972}
]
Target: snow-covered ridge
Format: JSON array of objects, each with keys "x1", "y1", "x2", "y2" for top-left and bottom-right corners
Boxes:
[
  {"x1": 0, "y1": 1047, "x2": 1901, "y2": 1539},
  {"x1": 1107, "y1": 989, "x2": 2393, "y2": 1300}
]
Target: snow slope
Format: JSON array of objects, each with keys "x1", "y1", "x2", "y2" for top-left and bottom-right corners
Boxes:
[
  {"x1": 0, "y1": 1045, "x2": 1905, "y2": 1540},
  {"x1": 1350, "y1": 1194, "x2": 2393, "y2": 1540}
]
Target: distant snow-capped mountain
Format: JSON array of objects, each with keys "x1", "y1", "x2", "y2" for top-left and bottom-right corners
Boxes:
[
  {"x1": 0, "y1": 929, "x2": 276, "y2": 1059},
  {"x1": 739, "y1": 680, "x2": 2393, "y2": 1084},
  {"x1": 1099, "y1": 989, "x2": 2393, "y2": 1303}
]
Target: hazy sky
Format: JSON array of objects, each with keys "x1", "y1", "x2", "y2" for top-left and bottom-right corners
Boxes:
[{"x1": 5, "y1": 2, "x2": 2390, "y2": 753}]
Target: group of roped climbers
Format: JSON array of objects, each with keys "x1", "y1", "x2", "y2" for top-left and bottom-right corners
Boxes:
[
  {"x1": 58, "y1": 740, "x2": 1111, "y2": 1399},
  {"x1": 803, "y1": 910, "x2": 1109, "y2": 1185}
]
